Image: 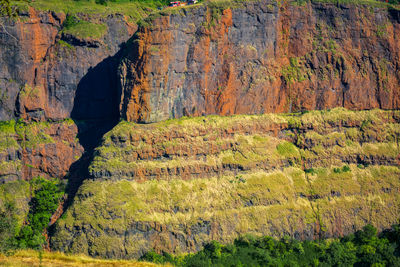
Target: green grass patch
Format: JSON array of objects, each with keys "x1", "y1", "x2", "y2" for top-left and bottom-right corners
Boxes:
[
  {"x1": 12, "y1": 0, "x2": 164, "y2": 21},
  {"x1": 276, "y1": 141, "x2": 300, "y2": 158},
  {"x1": 62, "y1": 20, "x2": 108, "y2": 39},
  {"x1": 0, "y1": 249, "x2": 159, "y2": 266}
]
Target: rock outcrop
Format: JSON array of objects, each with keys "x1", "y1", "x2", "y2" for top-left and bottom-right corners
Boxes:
[
  {"x1": 0, "y1": 120, "x2": 83, "y2": 183},
  {"x1": 0, "y1": 7, "x2": 136, "y2": 121},
  {"x1": 119, "y1": 0, "x2": 400, "y2": 123}
]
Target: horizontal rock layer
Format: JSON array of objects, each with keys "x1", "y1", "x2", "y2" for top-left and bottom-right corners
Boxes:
[{"x1": 51, "y1": 109, "x2": 400, "y2": 258}]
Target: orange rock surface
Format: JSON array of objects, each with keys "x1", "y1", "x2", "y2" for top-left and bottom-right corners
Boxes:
[{"x1": 119, "y1": 1, "x2": 400, "y2": 122}]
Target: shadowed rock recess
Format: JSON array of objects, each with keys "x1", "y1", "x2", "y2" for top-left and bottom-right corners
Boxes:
[{"x1": 0, "y1": 0, "x2": 400, "y2": 261}]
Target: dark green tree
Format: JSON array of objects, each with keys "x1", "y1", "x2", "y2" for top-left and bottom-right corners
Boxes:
[
  {"x1": 0, "y1": 201, "x2": 18, "y2": 253},
  {"x1": 17, "y1": 178, "x2": 63, "y2": 249}
]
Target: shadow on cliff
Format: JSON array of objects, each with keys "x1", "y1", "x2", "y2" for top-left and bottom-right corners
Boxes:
[{"x1": 62, "y1": 47, "x2": 126, "y2": 210}]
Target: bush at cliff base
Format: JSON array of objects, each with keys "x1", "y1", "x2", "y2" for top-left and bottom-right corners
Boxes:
[
  {"x1": 141, "y1": 224, "x2": 400, "y2": 266},
  {"x1": 0, "y1": 177, "x2": 64, "y2": 252}
]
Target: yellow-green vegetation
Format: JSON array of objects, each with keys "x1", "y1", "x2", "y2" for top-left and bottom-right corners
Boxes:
[
  {"x1": 57, "y1": 40, "x2": 74, "y2": 50},
  {"x1": 137, "y1": 0, "x2": 400, "y2": 29},
  {"x1": 0, "y1": 249, "x2": 161, "y2": 267},
  {"x1": 55, "y1": 164, "x2": 400, "y2": 256},
  {"x1": 89, "y1": 116, "x2": 290, "y2": 177},
  {"x1": 14, "y1": 120, "x2": 55, "y2": 149},
  {"x1": 0, "y1": 119, "x2": 60, "y2": 151},
  {"x1": 0, "y1": 120, "x2": 21, "y2": 175},
  {"x1": 63, "y1": 165, "x2": 400, "y2": 226},
  {"x1": 51, "y1": 108, "x2": 400, "y2": 257},
  {"x1": 0, "y1": 119, "x2": 72, "y2": 179},
  {"x1": 62, "y1": 20, "x2": 108, "y2": 39},
  {"x1": 10, "y1": 0, "x2": 166, "y2": 40},
  {"x1": 281, "y1": 57, "x2": 310, "y2": 85},
  {"x1": 310, "y1": 0, "x2": 398, "y2": 9},
  {"x1": 0, "y1": 180, "x2": 30, "y2": 228},
  {"x1": 89, "y1": 108, "x2": 400, "y2": 178},
  {"x1": 0, "y1": 120, "x2": 18, "y2": 151}
]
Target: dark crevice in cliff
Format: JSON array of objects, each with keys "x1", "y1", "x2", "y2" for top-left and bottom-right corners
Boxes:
[
  {"x1": 61, "y1": 120, "x2": 119, "y2": 209},
  {"x1": 59, "y1": 45, "x2": 128, "y2": 213}
]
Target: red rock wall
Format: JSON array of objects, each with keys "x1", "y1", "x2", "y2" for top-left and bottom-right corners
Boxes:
[
  {"x1": 0, "y1": 8, "x2": 136, "y2": 121},
  {"x1": 0, "y1": 121, "x2": 83, "y2": 183},
  {"x1": 119, "y1": 1, "x2": 400, "y2": 123}
]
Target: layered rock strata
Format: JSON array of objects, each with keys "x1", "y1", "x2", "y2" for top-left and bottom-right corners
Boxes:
[{"x1": 51, "y1": 109, "x2": 400, "y2": 258}]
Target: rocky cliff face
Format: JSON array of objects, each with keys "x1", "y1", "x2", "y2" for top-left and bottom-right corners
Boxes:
[
  {"x1": 119, "y1": 0, "x2": 400, "y2": 123},
  {"x1": 51, "y1": 108, "x2": 400, "y2": 258},
  {"x1": 0, "y1": 7, "x2": 136, "y2": 121},
  {"x1": 0, "y1": 120, "x2": 83, "y2": 183},
  {"x1": 1, "y1": 0, "x2": 400, "y2": 260}
]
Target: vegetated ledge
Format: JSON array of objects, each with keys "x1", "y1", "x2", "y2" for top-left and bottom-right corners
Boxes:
[
  {"x1": 51, "y1": 108, "x2": 400, "y2": 259},
  {"x1": 89, "y1": 108, "x2": 400, "y2": 181}
]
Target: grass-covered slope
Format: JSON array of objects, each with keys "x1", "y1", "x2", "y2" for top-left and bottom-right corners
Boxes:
[
  {"x1": 0, "y1": 249, "x2": 161, "y2": 267},
  {"x1": 0, "y1": 120, "x2": 83, "y2": 252},
  {"x1": 89, "y1": 108, "x2": 400, "y2": 179},
  {"x1": 51, "y1": 108, "x2": 400, "y2": 258}
]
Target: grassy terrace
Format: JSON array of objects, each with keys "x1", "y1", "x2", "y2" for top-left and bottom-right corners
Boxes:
[
  {"x1": 64, "y1": 164, "x2": 400, "y2": 225},
  {"x1": 11, "y1": 0, "x2": 399, "y2": 31},
  {"x1": 52, "y1": 108, "x2": 400, "y2": 256},
  {"x1": 55, "y1": 163, "x2": 400, "y2": 256},
  {"x1": 10, "y1": 0, "x2": 165, "y2": 39},
  {"x1": 89, "y1": 108, "x2": 400, "y2": 179},
  {"x1": 7, "y1": 0, "x2": 399, "y2": 40}
]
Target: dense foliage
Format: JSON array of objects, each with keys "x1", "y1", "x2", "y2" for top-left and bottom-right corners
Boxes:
[
  {"x1": 141, "y1": 224, "x2": 400, "y2": 266},
  {"x1": 0, "y1": 202, "x2": 18, "y2": 253},
  {"x1": 0, "y1": 177, "x2": 64, "y2": 251}
]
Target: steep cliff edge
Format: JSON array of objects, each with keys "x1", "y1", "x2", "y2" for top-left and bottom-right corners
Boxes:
[
  {"x1": 0, "y1": 2, "x2": 154, "y2": 121},
  {"x1": 119, "y1": 0, "x2": 400, "y2": 122},
  {"x1": 0, "y1": 119, "x2": 83, "y2": 183},
  {"x1": 0, "y1": 2, "x2": 155, "y2": 251}
]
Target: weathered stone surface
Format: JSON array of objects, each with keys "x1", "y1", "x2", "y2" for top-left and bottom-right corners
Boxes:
[
  {"x1": 0, "y1": 8, "x2": 136, "y2": 121},
  {"x1": 119, "y1": 1, "x2": 400, "y2": 123},
  {"x1": 0, "y1": 121, "x2": 83, "y2": 183}
]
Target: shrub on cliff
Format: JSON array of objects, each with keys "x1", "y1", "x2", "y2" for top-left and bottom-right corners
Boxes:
[
  {"x1": 0, "y1": 202, "x2": 18, "y2": 253},
  {"x1": 16, "y1": 178, "x2": 64, "y2": 249}
]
